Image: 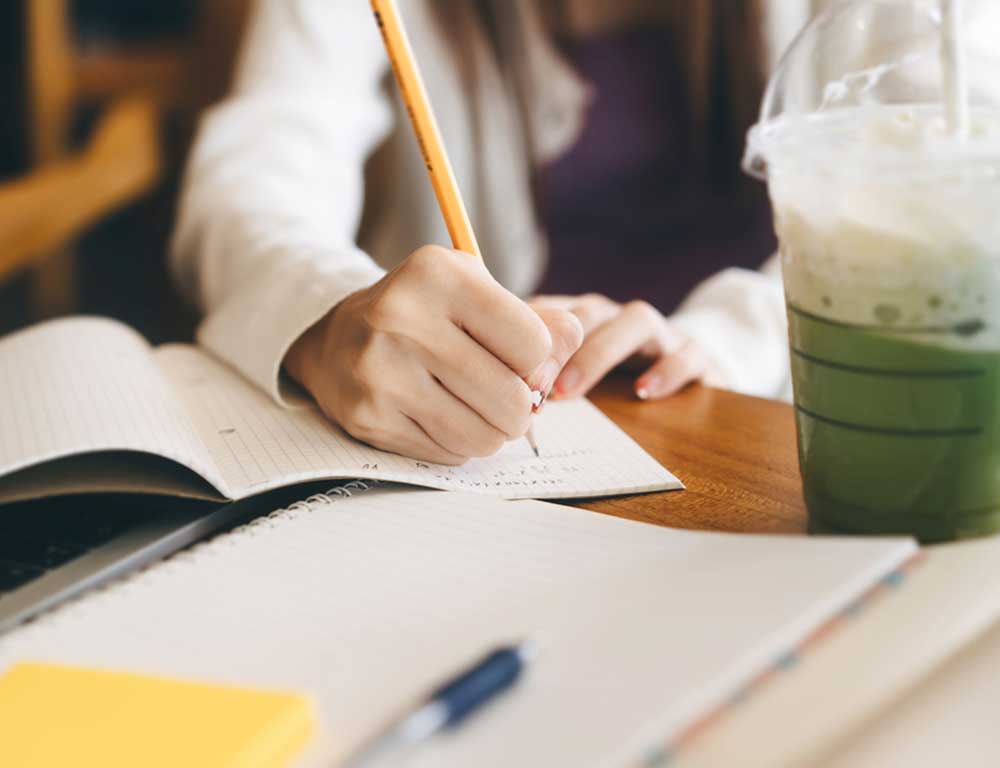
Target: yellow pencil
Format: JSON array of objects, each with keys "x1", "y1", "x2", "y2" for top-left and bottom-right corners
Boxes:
[
  {"x1": 369, "y1": 0, "x2": 481, "y2": 259},
  {"x1": 369, "y1": 0, "x2": 541, "y2": 457}
]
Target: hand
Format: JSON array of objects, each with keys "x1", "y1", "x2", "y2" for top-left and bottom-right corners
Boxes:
[
  {"x1": 529, "y1": 294, "x2": 725, "y2": 400},
  {"x1": 284, "y1": 246, "x2": 583, "y2": 465}
]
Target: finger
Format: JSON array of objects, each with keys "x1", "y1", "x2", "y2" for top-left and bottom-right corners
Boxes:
[
  {"x1": 634, "y1": 341, "x2": 710, "y2": 399},
  {"x1": 350, "y1": 410, "x2": 468, "y2": 466},
  {"x1": 564, "y1": 293, "x2": 620, "y2": 335},
  {"x1": 451, "y1": 265, "x2": 553, "y2": 379},
  {"x1": 423, "y1": 324, "x2": 535, "y2": 439},
  {"x1": 555, "y1": 301, "x2": 662, "y2": 397},
  {"x1": 637, "y1": 319, "x2": 689, "y2": 360},
  {"x1": 527, "y1": 295, "x2": 577, "y2": 310},
  {"x1": 530, "y1": 293, "x2": 620, "y2": 335},
  {"x1": 404, "y1": 373, "x2": 508, "y2": 459},
  {"x1": 392, "y1": 416, "x2": 470, "y2": 465},
  {"x1": 527, "y1": 307, "x2": 584, "y2": 397}
]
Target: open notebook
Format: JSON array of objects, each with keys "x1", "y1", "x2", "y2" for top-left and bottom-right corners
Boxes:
[
  {"x1": 0, "y1": 486, "x2": 916, "y2": 767},
  {"x1": 0, "y1": 317, "x2": 679, "y2": 504}
]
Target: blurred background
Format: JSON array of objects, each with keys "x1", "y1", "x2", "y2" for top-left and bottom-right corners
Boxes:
[
  {"x1": 0, "y1": 0, "x2": 251, "y2": 341},
  {"x1": 1, "y1": 1, "x2": 780, "y2": 348}
]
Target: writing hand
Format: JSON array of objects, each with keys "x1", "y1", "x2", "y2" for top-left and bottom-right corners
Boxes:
[{"x1": 285, "y1": 247, "x2": 582, "y2": 464}]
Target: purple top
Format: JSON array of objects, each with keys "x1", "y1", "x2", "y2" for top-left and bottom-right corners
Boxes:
[{"x1": 535, "y1": 26, "x2": 776, "y2": 313}]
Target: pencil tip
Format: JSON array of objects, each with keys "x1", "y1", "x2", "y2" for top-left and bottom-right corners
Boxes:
[{"x1": 526, "y1": 427, "x2": 540, "y2": 457}]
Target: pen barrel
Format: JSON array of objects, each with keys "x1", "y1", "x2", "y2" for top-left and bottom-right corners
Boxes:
[{"x1": 432, "y1": 648, "x2": 524, "y2": 727}]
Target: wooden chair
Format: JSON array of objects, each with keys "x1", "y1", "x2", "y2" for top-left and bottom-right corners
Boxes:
[{"x1": 0, "y1": 0, "x2": 250, "y2": 319}]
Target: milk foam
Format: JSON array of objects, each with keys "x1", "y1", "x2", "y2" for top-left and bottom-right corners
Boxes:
[{"x1": 756, "y1": 106, "x2": 1000, "y2": 348}]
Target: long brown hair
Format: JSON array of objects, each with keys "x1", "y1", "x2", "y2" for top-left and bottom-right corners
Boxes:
[{"x1": 438, "y1": 0, "x2": 768, "y2": 191}]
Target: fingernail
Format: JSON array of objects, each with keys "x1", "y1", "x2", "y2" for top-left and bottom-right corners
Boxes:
[
  {"x1": 535, "y1": 391, "x2": 549, "y2": 413},
  {"x1": 555, "y1": 365, "x2": 580, "y2": 394},
  {"x1": 636, "y1": 375, "x2": 661, "y2": 400}
]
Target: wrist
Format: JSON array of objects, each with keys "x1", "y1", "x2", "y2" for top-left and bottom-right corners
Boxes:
[{"x1": 283, "y1": 310, "x2": 330, "y2": 394}]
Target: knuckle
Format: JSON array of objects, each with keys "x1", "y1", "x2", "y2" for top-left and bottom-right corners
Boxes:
[
  {"x1": 406, "y1": 245, "x2": 470, "y2": 287},
  {"x1": 625, "y1": 300, "x2": 660, "y2": 325},
  {"x1": 340, "y1": 399, "x2": 381, "y2": 442},
  {"x1": 363, "y1": 289, "x2": 407, "y2": 332},
  {"x1": 582, "y1": 292, "x2": 615, "y2": 310},
  {"x1": 407, "y1": 244, "x2": 448, "y2": 272},
  {"x1": 550, "y1": 311, "x2": 584, "y2": 353}
]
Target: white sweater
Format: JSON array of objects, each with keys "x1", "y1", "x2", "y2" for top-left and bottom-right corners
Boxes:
[{"x1": 172, "y1": 0, "x2": 818, "y2": 405}]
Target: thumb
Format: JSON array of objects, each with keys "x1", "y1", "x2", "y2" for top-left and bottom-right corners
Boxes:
[{"x1": 528, "y1": 306, "x2": 584, "y2": 400}]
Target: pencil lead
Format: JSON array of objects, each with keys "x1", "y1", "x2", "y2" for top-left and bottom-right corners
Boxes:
[{"x1": 525, "y1": 427, "x2": 540, "y2": 458}]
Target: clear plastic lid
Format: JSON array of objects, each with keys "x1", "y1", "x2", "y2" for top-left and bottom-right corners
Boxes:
[{"x1": 745, "y1": 0, "x2": 1000, "y2": 180}]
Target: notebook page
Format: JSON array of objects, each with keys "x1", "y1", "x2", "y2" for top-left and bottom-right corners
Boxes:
[
  {"x1": 0, "y1": 488, "x2": 915, "y2": 767},
  {"x1": 0, "y1": 318, "x2": 224, "y2": 496},
  {"x1": 155, "y1": 344, "x2": 681, "y2": 500}
]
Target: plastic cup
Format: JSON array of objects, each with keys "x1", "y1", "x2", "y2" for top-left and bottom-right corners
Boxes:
[{"x1": 745, "y1": 0, "x2": 1000, "y2": 542}]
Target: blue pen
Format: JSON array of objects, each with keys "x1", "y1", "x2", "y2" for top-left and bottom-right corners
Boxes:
[{"x1": 348, "y1": 641, "x2": 539, "y2": 766}]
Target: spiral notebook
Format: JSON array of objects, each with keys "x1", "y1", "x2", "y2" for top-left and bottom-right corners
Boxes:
[{"x1": 0, "y1": 484, "x2": 916, "y2": 766}]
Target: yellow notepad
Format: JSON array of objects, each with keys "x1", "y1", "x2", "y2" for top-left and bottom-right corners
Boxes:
[{"x1": 0, "y1": 662, "x2": 315, "y2": 768}]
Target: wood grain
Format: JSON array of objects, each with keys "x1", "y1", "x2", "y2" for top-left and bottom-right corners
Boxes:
[{"x1": 581, "y1": 377, "x2": 807, "y2": 535}]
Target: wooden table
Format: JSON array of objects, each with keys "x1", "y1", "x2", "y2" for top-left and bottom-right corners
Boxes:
[{"x1": 584, "y1": 377, "x2": 807, "y2": 535}]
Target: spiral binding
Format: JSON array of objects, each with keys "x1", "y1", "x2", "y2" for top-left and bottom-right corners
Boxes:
[
  {"x1": 221, "y1": 480, "x2": 375, "y2": 539},
  {"x1": 4, "y1": 481, "x2": 379, "y2": 642}
]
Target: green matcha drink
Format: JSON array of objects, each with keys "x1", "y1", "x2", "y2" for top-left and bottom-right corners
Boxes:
[
  {"x1": 757, "y1": 105, "x2": 1000, "y2": 541},
  {"x1": 789, "y1": 307, "x2": 1000, "y2": 541},
  {"x1": 745, "y1": 0, "x2": 1000, "y2": 540},
  {"x1": 781, "y1": 203, "x2": 1000, "y2": 540}
]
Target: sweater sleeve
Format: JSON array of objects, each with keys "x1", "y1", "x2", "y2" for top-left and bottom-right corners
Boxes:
[
  {"x1": 170, "y1": 0, "x2": 393, "y2": 404},
  {"x1": 669, "y1": 255, "x2": 793, "y2": 401}
]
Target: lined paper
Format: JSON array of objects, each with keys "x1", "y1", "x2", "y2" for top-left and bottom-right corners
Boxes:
[
  {"x1": 0, "y1": 318, "x2": 678, "y2": 502},
  {"x1": 0, "y1": 488, "x2": 916, "y2": 767},
  {"x1": 0, "y1": 318, "x2": 223, "y2": 492},
  {"x1": 154, "y1": 345, "x2": 681, "y2": 500}
]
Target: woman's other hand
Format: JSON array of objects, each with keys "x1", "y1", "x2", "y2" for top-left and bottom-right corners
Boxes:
[
  {"x1": 284, "y1": 246, "x2": 583, "y2": 465},
  {"x1": 529, "y1": 294, "x2": 726, "y2": 400}
]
